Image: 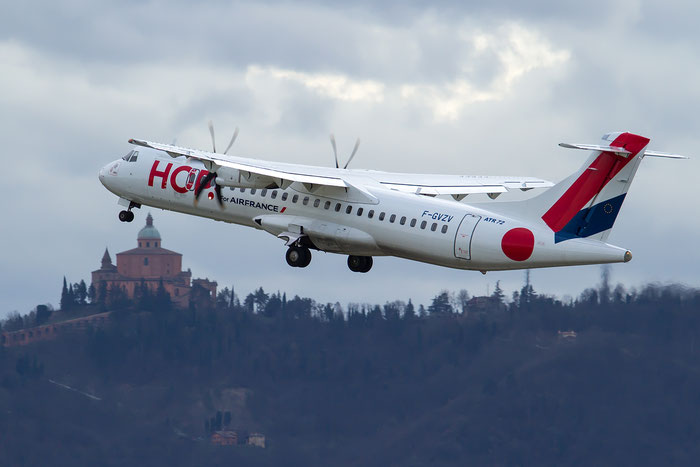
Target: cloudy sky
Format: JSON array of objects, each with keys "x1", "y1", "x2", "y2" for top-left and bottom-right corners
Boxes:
[{"x1": 1, "y1": 0, "x2": 699, "y2": 318}]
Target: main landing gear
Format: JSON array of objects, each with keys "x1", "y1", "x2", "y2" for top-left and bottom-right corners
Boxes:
[
  {"x1": 118, "y1": 210, "x2": 134, "y2": 222},
  {"x1": 286, "y1": 246, "x2": 312, "y2": 268},
  {"x1": 118, "y1": 201, "x2": 139, "y2": 223},
  {"x1": 347, "y1": 255, "x2": 373, "y2": 273}
]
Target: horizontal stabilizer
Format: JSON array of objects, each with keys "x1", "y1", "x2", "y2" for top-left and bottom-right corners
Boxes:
[
  {"x1": 643, "y1": 150, "x2": 689, "y2": 159},
  {"x1": 558, "y1": 143, "x2": 631, "y2": 156}
]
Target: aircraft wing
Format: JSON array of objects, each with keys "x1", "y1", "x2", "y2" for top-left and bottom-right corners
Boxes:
[
  {"x1": 129, "y1": 139, "x2": 347, "y2": 188},
  {"x1": 129, "y1": 139, "x2": 553, "y2": 198}
]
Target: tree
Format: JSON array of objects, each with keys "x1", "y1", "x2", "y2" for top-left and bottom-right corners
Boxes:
[
  {"x1": 67, "y1": 284, "x2": 76, "y2": 309},
  {"x1": 217, "y1": 287, "x2": 232, "y2": 309},
  {"x1": 404, "y1": 299, "x2": 416, "y2": 320},
  {"x1": 264, "y1": 293, "x2": 282, "y2": 317},
  {"x1": 88, "y1": 283, "x2": 96, "y2": 304},
  {"x1": 97, "y1": 281, "x2": 107, "y2": 307},
  {"x1": 76, "y1": 280, "x2": 88, "y2": 306},
  {"x1": 35, "y1": 305, "x2": 52, "y2": 326},
  {"x1": 253, "y1": 287, "x2": 269, "y2": 312},
  {"x1": 457, "y1": 289, "x2": 470, "y2": 314},
  {"x1": 155, "y1": 279, "x2": 172, "y2": 312},
  {"x1": 428, "y1": 291, "x2": 453, "y2": 314},
  {"x1": 60, "y1": 277, "x2": 69, "y2": 311},
  {"x1": 599, "y1": 265, "x2": 611, "y2": 305},
  {"x1": 491, "y1": 281, "x2": 505, "y2": 305}
]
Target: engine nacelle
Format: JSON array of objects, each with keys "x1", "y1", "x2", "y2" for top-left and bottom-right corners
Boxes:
[{"x1": 215, "y1": 167, "x2": 279, "y2": 189}]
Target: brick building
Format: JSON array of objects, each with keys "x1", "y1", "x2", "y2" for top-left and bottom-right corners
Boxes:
[{"x1": 91, "y1": 213, "x2": 216, "y2": 307}]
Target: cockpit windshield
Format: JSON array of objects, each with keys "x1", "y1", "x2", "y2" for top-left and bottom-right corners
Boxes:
[{"x1": 121, "y1": 150, "x2": 139, "y2": 162}]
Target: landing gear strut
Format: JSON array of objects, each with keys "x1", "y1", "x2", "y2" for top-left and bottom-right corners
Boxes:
[
  {"x1": 118, "y1": 201, "x2": 139, "y2": 223},
  {"x1": 286, "y1": 246, "x2": 312, "y2": 268},
  {"x1": 347, "y1": 255, "x2": 373, "y2": 273}
]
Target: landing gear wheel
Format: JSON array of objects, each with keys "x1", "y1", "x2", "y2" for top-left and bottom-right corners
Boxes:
[
  {"x1": 286, "y1": 246, "x2": 312, "y2": 268},
  {"x1": 118, "y1": 210, "x2": 134, "y2": 222},
  {"x1": 348, "y1": 255, "x2": 373, "y2": 273}
]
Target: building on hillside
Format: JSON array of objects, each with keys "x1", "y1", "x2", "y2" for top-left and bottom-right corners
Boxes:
[
  {"x1": 211, "y1": 431, "x2": 238, "y2": 446},
  {"x1": 91, "y1": 213, "x2": 216, "y2": 307},
  {"x1": 1, "y1": 312, "x2": 112, "y2": 348},
  {"x1": 247, "y1": 433, "x2": 266, "y2": 448},
  {"x1": 467, "y1": 296, "x2": 506, "y2": 313}
]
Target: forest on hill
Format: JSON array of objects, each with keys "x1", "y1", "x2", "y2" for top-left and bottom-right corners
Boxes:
[{"x1": 1, "y1": 278, "x2": 700, "y2": 466}]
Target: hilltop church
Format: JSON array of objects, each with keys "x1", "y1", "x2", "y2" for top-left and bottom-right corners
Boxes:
[{"x1": 91, "y1": 213, "x2": 216, "y2": 307}]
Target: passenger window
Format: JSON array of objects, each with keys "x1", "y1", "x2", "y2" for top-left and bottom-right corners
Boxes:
[
  {"x1": 357, "y1": 207, "x2": 364, "y2": 216},
  {"x1": 271, "y1": 191, "x2": 277, "y2": 199},
  {"x1": 335, "y1": 203, "x2": 341, "y2": 212},
  {"x1": 346, "y1": 205, "x2": 353, "y2": 214},
  {"x1": 431, "y1": 223, "x2": 437, "y2": 232},
  {"x1": 303, "y1": 196, "x2": 309, "y2": 205},
  {"x1": 420, "y1": 221, "x2": 427, "y2": 229},
  {"x1": 261, "y1": 189, "x2": 267, "y2": 197},
  {"x1": 324, "y1": 201, "x2": 331, "y2": 210},
  {"x1": 368, "y1": 210, "x2": 374, "y2": 219},
  {"x1": 441, "y1": 224, "x2": 448, "y2": 234},
  {"x1": 250, "y1": 189, "x2": 257, "y2": 195},
  {"x1": 281, "y1": 192, "x2": 288, "y2": 201},
  {"x1": 313, "y1": 199, "x2": 320, "y2": 208},
  {"x1": 389, "y1": 214, "x2": 396, "y2": 223},
  {"x1": 378, "y1": 212, "x2": 385, "y2": 221},
  {"x1": 400, "y1": 216, "x2": 406, "y2": 225},
  {"x1": 241, "y1": 188, "x2": 246, "y2": 193},
  {"x1": 410, "y1": 218, "x2": 416, "y2": 227},
  {"x1": 292, "y1": 194, "x2": 299, "y2": 203}
]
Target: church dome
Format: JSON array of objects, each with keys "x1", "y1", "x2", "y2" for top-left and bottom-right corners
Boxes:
[{"x1": 138, "y1": 213, "x2": 161, "y2": 241}]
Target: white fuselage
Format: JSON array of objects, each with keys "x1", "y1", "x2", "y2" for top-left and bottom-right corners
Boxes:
[{"x1": 99, "y1": 149, "x2": 630, "y2": 272}]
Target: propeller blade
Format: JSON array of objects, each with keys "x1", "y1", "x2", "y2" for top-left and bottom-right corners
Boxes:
[
  {"x1": 194, "y1": 172, "x2": 217, "y2": 203},
  {"x1": 343, "y1": 138, "x2": 361, "y2": 169},
  {"x1": 208, "y1": 120, "x2": 216, "y2": 153},
  {"x1": 330, "y1": 134, "x2": 339, "y2": 169},
  {"x1": 215, "y1": 184, "x2": 224, "y2": 209},
  {"x1": 224, "y1": 127, "x2": 239, "y2": 155}
]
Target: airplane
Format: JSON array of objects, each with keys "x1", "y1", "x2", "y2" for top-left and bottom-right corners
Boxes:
[{"x1": 98, "y1": 129, "x2": 686, "y2": 274}]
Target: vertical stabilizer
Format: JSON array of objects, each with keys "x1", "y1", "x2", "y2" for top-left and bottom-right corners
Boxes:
[{"x1": 512, "y1": 132, "x2": 650, "y2": 243}]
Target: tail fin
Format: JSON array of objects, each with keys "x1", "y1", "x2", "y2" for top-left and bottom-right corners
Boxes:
[{"x1": 527, "y1": 132, "x2": 650, "y2": 243}]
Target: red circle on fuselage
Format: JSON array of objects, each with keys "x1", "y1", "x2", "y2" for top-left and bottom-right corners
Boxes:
[{"x1": 501, "y1": 228, "x2": 535, "y2": 261}]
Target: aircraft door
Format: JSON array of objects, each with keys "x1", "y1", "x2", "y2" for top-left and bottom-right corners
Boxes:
[{"x1": 454, "y1": 214, "x2": 481, "y2": 260}]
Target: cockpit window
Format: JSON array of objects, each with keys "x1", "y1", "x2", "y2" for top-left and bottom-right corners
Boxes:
[{"x1": 121, "y1": 150, "x2": 138, "y2": 162}]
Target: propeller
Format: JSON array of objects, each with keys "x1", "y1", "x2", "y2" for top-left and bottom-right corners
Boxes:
[
  {"x1": 329, "y1": 134, "x2": 361, "y2": 169},
  {"x1": 195, "y1": 121, "x2": 240, "y2": 208}
]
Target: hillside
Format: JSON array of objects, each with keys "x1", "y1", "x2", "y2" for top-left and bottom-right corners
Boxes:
[{"x1": 1, "y1": 284, "x2": 700, "y2": 466}]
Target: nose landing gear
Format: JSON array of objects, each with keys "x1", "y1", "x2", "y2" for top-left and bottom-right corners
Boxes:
[
  {"x1": 286, "y1": 246, "x2": 312, "y2": 268},
  {"x1": 347, "y1": 255, "x2": 373, "y2": 273}
]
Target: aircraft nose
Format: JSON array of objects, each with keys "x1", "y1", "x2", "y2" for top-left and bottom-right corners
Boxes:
[
  {"x1": 99, "y1": 160, "x2": 119, "y2": 188},
  {"x1": 98, "y1": 164, "x2": 108, "y2": 185}
]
